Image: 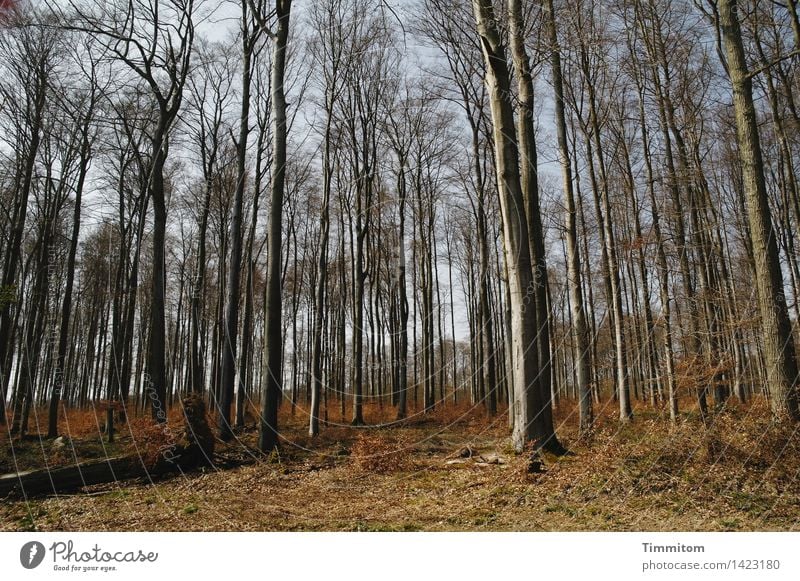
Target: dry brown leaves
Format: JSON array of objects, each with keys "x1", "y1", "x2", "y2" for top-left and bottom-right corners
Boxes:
[{"x1": 349, "y1": 431, "x2": 415, "y2": 473}]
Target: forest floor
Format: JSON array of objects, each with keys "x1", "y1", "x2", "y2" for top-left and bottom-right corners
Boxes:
[{"x1": 2, "y1": 397, "x2": 800, "y2": 531}]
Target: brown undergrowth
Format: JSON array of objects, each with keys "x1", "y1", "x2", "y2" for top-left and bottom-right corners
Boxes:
[{"x1": 2, "y1": 397, "x2": 800, "y2": 531}]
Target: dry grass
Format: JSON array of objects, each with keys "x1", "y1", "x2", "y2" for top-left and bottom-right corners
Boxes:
[
  {"x1": 350, "y1": 432, "x2": 415, "y2": 473},
  {"x1": 2, "y1": 396, "x2": 800, "y2": 531},
  {"x1": 0, "y1": 404, "x2": 189, "y2": 474}
]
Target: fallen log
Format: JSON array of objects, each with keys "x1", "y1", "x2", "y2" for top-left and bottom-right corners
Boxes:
[{"x1": 0, "y1": 456, "x2": 167, "y2": 498}]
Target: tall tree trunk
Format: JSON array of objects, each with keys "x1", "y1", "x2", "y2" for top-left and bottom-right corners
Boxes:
[
  {"x1": 148, "y1": 135, "x2": 168, "y2": 424},
  {"x1": 508, "y1": 0, "x2": 555, "y2": 435},
  {"x1": 310, "y1": 112, "x2": 333, "y2": 436},
  {"x1": 395, "y1": 152, "x2": 409, "y2": 421},
  {"x1": 219, "y1": 12, "x2": 254, "y2": 440},
  {"x1": 47, "y1": 121, "x2": 91, "y2": 437},
  {"x1": 718, "y1": 0, "x2": 800, "y2": 420},
  {"x1": 544, "y1": 0, "x2": 592, "y2": 433},
  {"x1": 472, "y1": 0, "x2": 563, "y2": 454},
  {"x1": 259, "y1": 0, "x2": 292, "y2": 452}
]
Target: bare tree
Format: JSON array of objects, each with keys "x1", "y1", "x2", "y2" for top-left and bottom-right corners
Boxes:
[
  {"x1": 715, "y1": 0, "x2": 800, "y2": 420},
  {"x1": 471, "y1": 0, "x2": 563, "y2": 453},
  {"x1": 219, "y1": 0, "x2": 264, "y2": 440},
  {"x1": 254, "y1": 0, "x2": 293, "y2": 452},
  {"x1": 60, "y1": 0, "x2": 197, "y2": 422},
  {"x1": 0, "y1": 11, "x2": 59, "y2": 426},
  {"x1": 47, "y1": 38, "x2": 104, "y2": 437},
  {"x1": 544, "y1": 0, "x2": 592, "y2": 433}
]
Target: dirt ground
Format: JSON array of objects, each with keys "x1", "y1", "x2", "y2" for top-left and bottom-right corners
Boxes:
[{"x1": 2, "y1": 400, "x2": 800, "y2": 531}]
